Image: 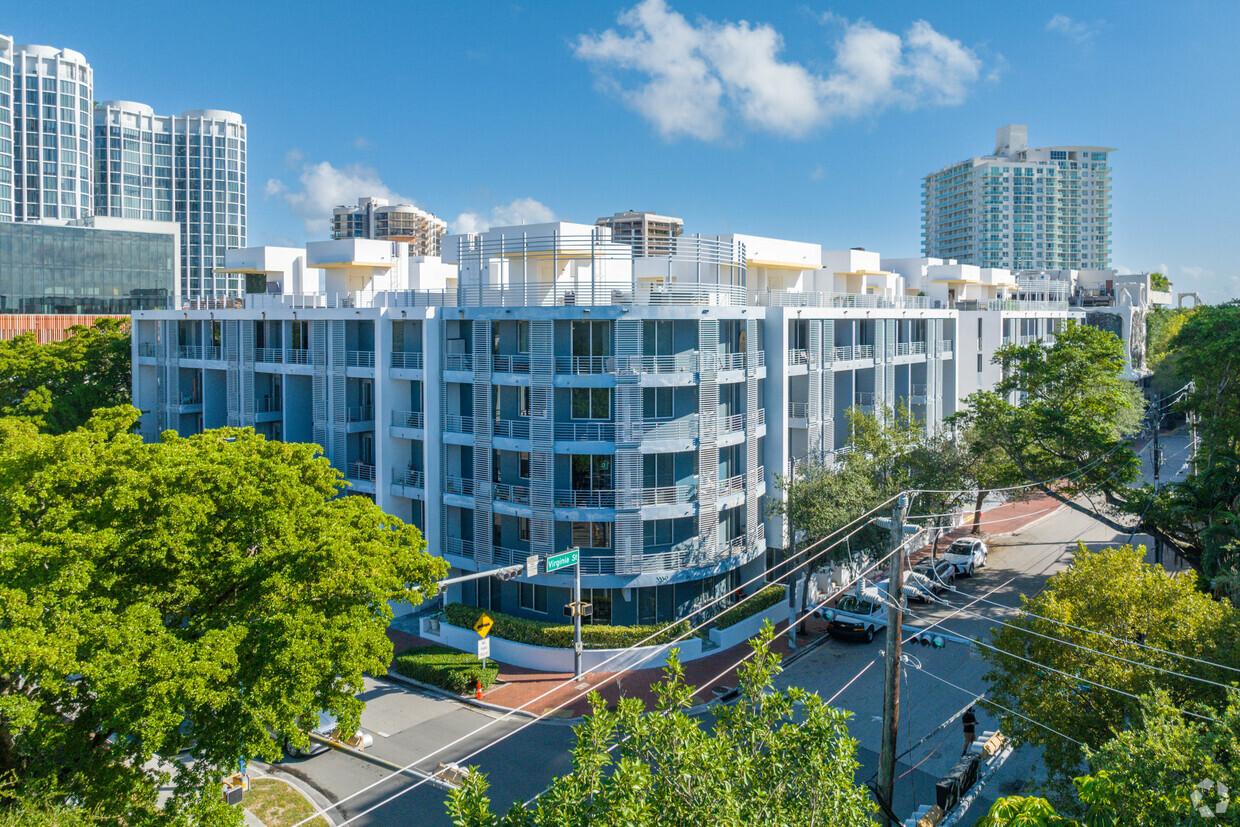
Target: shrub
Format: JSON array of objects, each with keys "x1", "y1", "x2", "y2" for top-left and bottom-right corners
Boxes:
[
  {"x1": 442, "y1": 604, "x2": 692, "y2": 649},
  {"x1": 712, "y1": 585, "x2": 786, "y2": 630},
  {"x1": 391, "y1": 645, "x2": 499, "y2": 695}
]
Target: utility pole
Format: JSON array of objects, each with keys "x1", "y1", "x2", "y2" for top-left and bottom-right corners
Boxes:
[
  {"x1": 877, "y1": 494, "x2": 909, "y2": 826},
  {"x1": 1152, "y1": 393, "x2": 1163, "y2": 567},
  {"x1": 574, "y1": 551, "x2": 583, "y2": 681}
]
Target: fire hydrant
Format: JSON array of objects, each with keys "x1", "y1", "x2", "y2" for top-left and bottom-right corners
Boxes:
[{"x1": 475, "y1": 678, "x2": 483, "y2": 700}]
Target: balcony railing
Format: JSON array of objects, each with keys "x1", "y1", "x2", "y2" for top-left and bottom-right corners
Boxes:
[
  {"x1": 911, "y1": 384, "x2": 929, "y2": 397},
  {"x1": 634, "y1": 416, "x2": 698, "y2": 440},
  {"x1": 286, "y1": 348, "x2": 310, "y2": 365},
  {"x1": 855, "y1": 392, "x2": 875, "y2": 407},
  {"x1": 985, "y1": 299, "x2": 1070, "y2": 312},
  {"x1": 719, "y1": 413, "x2": 745, "y2": 434},
  {"x1": 788, "y1": 402, "x2": 809, "y2": 419},
  {"x1": 392, "y1": 469, "x2": 425, "y2": 488},
  {"x1": 492, "y1": 418, "x2": 531, "y2": 440},
  {"x1": 391, "y1": 351, "x2": 424, "y2": 370},
  {"x1": 444, "y1": 353, "x2": 474, "y2": 372},
  {"x1": 493, "y1": 354, "x2": 533, "y2": 373},
  {"x1": 833, "y1": 345, "x2": 853, "y2": 361},
  {"x1": 755, "y1": 290, "x2": 929, "y2": 309},
  {"x1": 444, "y1": 475, "x2": 476, "y2": 497},
  {"x1": 347, "y1": 350, "x2": 375, "y2": 368},
  {"x1": 554, "y1": 421, "x2": 616, "y2": 441},
  {"x1": 715, "y1": 352, "x2": 745, "y2": 371},
  {"x1": 718, "y1": 473, "x2": 745, "y2": 497},
  {"x1": 755, "y1": 408, "x2": 766, "y2": 427},
  {"x1": 138, "y1": 342, "x2": 160, "y2": 358},
  {"x1": 494, "y1": 482, "x2": 532, "y2": 505},
  {"x1": 787, "y1": 349, "x2": 809, "y2": 366},
  {"x1": 617, "y1": 353, "x2": 699, "y2": 374},
  {"x1": 178, "y1": 345, "x2": 220, "y2": 360},
  {"x1": 348, "y1": 462, "x2": 376, "y2": 482},
  {"x1": 256, "y1": 396, "x2": 281, "y2": 413},
  {"x1": 638, "y1": 482, "x2": 698, "y2": 506},
  {"x1": 445, "y1": 414, "x2": 474, "y2": 435},
  {"x1": 554, "y1": 489, "x2": 615, "y2": 509},
  {"x1": 555, "y1": 355, "x2": 615, "y2": 375},
  {"x1": 255, "y1": 347, "x2": 283, "y2": 363},
  {"x1": 346, "y1": 405, "x2": 374, "y2": 422},
  {"x1": 392, "y1": 410, "x2": 424, "y2": 429},
  {"x1": 855, "y1": 344, "x2": 874, "y2": 358}
]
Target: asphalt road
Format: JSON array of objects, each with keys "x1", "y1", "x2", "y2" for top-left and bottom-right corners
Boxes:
[{"x1": 273, "y1": 432, "x2": 1191, "y2": 826}]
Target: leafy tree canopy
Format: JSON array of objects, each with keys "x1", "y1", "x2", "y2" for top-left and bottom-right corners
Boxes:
[
  {"x1": 0, "y1": 408, "x2": 446, "y2": 825},
  {"x1": 0, "y1": 319, "x2": 131, "y2": 434},
  {"x1": 979, "y1": 544, "x2": 1240, "y2": 799},
  {"x1": 1148, "y1": 271, "x2": 1171, "y2": 292},
  {"x1": 447, "y1": 624, "x2": 876, "y2": 827}
]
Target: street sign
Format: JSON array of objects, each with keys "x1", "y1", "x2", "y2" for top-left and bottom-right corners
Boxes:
[
  {"x1": 546, "y1": 548, "x2": 580, "y2": 572},
  {"x1": 476, "y1": 637, "x2": 491, "y2": 660},
  {"x1": 473, "y1": 612, "x2": 494, "y2": 638},
  {"x1": 525, "y1": 554, "x2": 540, "y2": 578}
]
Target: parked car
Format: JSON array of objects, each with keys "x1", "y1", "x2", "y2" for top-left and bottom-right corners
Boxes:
[
  {"x1": 821, "y1": 583, "x2": 901, "y2": 643},
  {"x1": 284, "y1": 710, "x2": 374, "y2": 758},
  {"x1": 912, "y1": 558, "x2": 958, "y2": 595},
  {"x1": 942, "y1": 538, "x2": 989, "y2": 577}
]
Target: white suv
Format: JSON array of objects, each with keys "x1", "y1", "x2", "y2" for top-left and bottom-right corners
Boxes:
[{"x1": 942, "y1": 538, "x2": 988, "y2": 577}]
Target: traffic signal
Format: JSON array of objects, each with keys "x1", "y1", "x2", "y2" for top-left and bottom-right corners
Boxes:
[
  {"x1": 813, "y1": 608, "x2": 836, "y2": 621},
  {"x1": 910, "y1": 630, "x2": 947, "y2": 649}
]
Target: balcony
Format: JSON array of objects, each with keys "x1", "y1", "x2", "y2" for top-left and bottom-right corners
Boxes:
[
  {"x1": 555, "y1": 355, "x2": 615, "y2": 375},
  {"x1": 895, "y1": 341, "x2": 927, "y2": 357},
  {"x1": 346, "y1": 350, "x2": 375, "y2": 368},
  {"x1": 634, "y1": 416, "x2": 698, "y2": 441},
  {"x1": 346, "y1": 405, "x2": 374, "y2": 423},
  {"x1": 787, "y1": 349, "x2": 809, "y2": 366},
  {"x1": 755, "y1": 290, "x2": 928, "y2": 310},
  {"x1": 493, "y1": 354, "x2": 533, "y2": 373},
  {"x1": 554, "y1": 489, "x2": 615, "y2": 509},
  {"x1": 719, "y1": 413, "x2": 745, "y2": 435},
  {"x1": 392, "y1": 468, "x2": 425, "y2": 489},
  {"x1": 788, "y1": 402, "x2": 810, "y2": 420},
  {"x1": 255, "y1": 347, "x2": 283, "y2": 363},
  {"x1": 638, "y1": 482, "x2": 698, "y2": 506},
  {"x1": 718, "y1": 473, "x2": 745, "y2": 497},
  {"x1": 256, "y1": 396, "x2": 281, "y2": 414},
  {"x1": 391, "y1": 351, "x2": 424, "y2": 370},
  {"x1": 444, "y1": 353, "x2": 474, "y2": 372},
  {"x1": 492, "y1": 418, "x2": 532, "y2": 440},
  {"x1": 618, "y1": 353, "x2": 699, "y2": 375},
  {"x1": 855, "y1": 344, "x2": 875, "y2": 358},
  {"x1": 714, "y1": 352, "x2": 745, "y2": 371},
  {"x1": 554, "y1": 421, "x2": 615, "y2": 442},
  {"x1": 444, "y1": 475, "x2": 476, "y2": 497},
  {"x1": 855, "y1": 392, "x2": 876, "y2": 408},
  {"x1": 912, "y1": 383, "x2": 929, "y2": 398},
  {"x1": 833, "y1": 345, "x2": 853, "y2": 361},
  {"x1": 138, "y1": 342, "x2": 160, "y2": 358},
  {"x1": 392, "y1": 410, "x2": 424, "y2": 429},
  {"x1": 178, "y1": 345, "x2": 221, "y2": 360},
  {"x1": 285, "y1": 348, "x2": 310, "y2": 365},
  {"x1": 348, "y1": 462, "x2": 376, "y2": 482},
  {"x1": 445, "y1": 414, "x2": 474, "y2": 435},
  {"x1": 494, "y1": 482, "x2": 532, "y2": 505}
]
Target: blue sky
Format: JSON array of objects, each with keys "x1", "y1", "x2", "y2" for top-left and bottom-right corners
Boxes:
[{"x1": 11, "y1": 1, "x2": 1240, "y2": 302}]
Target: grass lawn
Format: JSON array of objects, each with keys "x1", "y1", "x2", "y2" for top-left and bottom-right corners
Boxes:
[
  {"x1": 243, "y1": 777, "x2": 330, "y2": 827},
  {"x1": 391, "y1": 644, "x2": 499, "y2": 694}
]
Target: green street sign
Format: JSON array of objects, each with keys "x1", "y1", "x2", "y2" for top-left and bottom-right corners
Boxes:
[{"x1": 546, "y1": 549, "x2": 579, "y2": 572}]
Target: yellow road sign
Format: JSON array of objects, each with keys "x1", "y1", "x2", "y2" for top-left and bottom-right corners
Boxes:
[{"x1": 473, "y1": 612, "x2": 494, "y2": 638}]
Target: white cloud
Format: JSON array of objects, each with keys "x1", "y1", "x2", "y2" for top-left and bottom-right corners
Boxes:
[
  {"x1": 266, "y1": 159, "x2": 410, "y2": 237},
  {"x1": 353, "y1": 136, "x2": 374, "y2": 150},
  {"x1": 574, "y1": 1, "x2": 988, "y2": 141},
  {"x1": 810, "y1": 163, "x2": 827, "y2": 181},
  {"x1": 1174, "y1": 264, "x2": 1240, "y2": 305},
  {"x1": 452, "y1": 197, "x2": 558, "y2": 235},
  {"x1": 1045, "y1": 14, "x2": 1103, "y2": 45}
]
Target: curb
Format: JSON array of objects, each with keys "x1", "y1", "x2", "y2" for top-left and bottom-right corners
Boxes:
[
  {"x1": 247, "y1": 761, "x2": 342, "y2": 827},
  {"x1": 306, "y1": 732, "x2": 458, "y2": 791}
]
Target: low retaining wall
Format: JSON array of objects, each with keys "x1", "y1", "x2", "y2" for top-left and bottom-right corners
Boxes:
[
  {"x1": 707, "y1": 586, "x2": 790, "y2": 650},
  {"x1": 420, "y1": 615, "x2": 705, "y2": 673}
]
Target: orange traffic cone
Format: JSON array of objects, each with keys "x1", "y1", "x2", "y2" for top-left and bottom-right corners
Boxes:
[{"x1": 475, "y1": 679, "x2": 483, "y2": 700}]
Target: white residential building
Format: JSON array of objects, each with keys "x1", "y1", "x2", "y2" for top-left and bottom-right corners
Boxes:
[
  {"x1": 595, "y1": 210, "x2": 684, "y2": 256},
  {"x1": 10, "y1": 42, "x2": 93, "y2": 222},
  {"x1": 923, "y1": 125, "x2": 1113, "y2": 271},
  {"x1": 0, "y1": 36, "x2": 13, "y2": 222},
  {"x1": 332, "y1": 197, "x2": 447, "y2": 257},
  {"x1": 131, "y1": 223, "x2": 1082, "y2": 625},
  {"x1": 94, "y1": 102, "x2": 247, "y2": 299}
]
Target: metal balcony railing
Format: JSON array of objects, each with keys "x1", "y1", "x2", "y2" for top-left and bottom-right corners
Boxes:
[
  {"x1": 492, "y1": 419, "x2": 532, "y2": 440},
  {"x1": 555, "y1": 355, "x2": 614, "y2": 375},
  {"x1": 494, "y1": 483, "x2": 532, "y2": 505},
  {"x1": 719, "y1": 413, "x2": 745, "y2": 434},
  {"x1": 911, "y1": 384, "x2": 929, "y2": 397},
  {"x1": 255, "y1": 347, "x2": 283, "y2": 363},
  {"x1": 833, "y1": 345, "x2": 853, "y2": 361},
  {"x1": 391, "y1": 351, "x2": 424, "y2": 370},
  {"x1": 444, "y1": 353, "x2": 474, "y2": 372},
  {"x1": 554, "y1": 421, "x2": 615, "y2": 441},
  {"x1": 787, "y1": 349, "x2": 808, "y2": 366},
  {"x1": 638, "y1": 482, "x2": 698, "y2": 506},
  {"x1": 855, "y1": 392, "x2": 875, "y2": 406},
  {"x1": 718, "y1": 473, "x2": 745, "y2": 497},
  {"x1": 554, "y1": 489, "x2": 615, "y2": 509},
  {"x1": 178, "y1": 345, "x2": 203, "y2": 359},
  {"x1": 715, "y1": 352, "x2": 745, "y2": 371},
  {"x1": 634, "y1": 416, "x2": 698, "y2": 440},
  {"x1": 138, "y1": 342, "x2": 160, "y2": 358},
  {"x1": 285, "y1": 348, "x2": 310, "y2": 365},
  {"x1": 256, "y1": 396, "x2": 281, "y2": 413},
  {"x1": 392, "y1": 410, "x2": 424, "y2": 429},
  {"x1": 755, "y1": 290, "x2": 929, "y2": 310},
  {"x1": 444, "y1": 475, "x2": 476, "y2": 497},
  {"x1": 445, "y1": 415, "x2": 474, "y2": 435},
  {"x1": 347, "y1": 405, "x2": 374, "y2": 422},
  {"x1": 445, "y1": 538, "x2": 474, "y2": 559},
  {"x1": 755, "y1": 408, "x2": 766, "y2": 427},
  {"x1": 617, "y1": 353, "x2": 699, "y2": 374},
  {"x1": 855, "y1": 344, "x2": 875, "y2": 358},
  {"x1": 347, "y1": 350, "x2": 375, "y2": 367},
  {"x1": 392, "y1": 469, "x2": 425, "y2": 488},
  {"x1": 348, "y1": 462, "x2": 376, "y2": 482},
  {"x1": 788, "y1": 402, "x2": 809, "y2": 419},
  {"x1": 492, "y1": 354, "x2": 533, "y2": 373}
]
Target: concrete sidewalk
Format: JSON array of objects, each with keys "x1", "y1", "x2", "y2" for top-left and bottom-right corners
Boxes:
[{"x1": 389, "y1": 492, "x2": 1066, "y2": 720}]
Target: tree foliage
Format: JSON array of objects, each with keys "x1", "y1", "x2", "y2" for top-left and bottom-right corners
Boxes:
[
  {"x1": 0, "y1": 408, "x2": 447, "y2": 825},
  {"x1": 1148, "y1": 271, "x2": 1171, "y2": 292},
  {"x1": 979, "y1": 545, "x2": 1240, "y2": 799},
  {"x1": 0, "y1": 319, "x2": 131, "y2": 435},
  {"x1": 979, "y1": 693, "x2": 1240, "y2": 826},
  {"x1": 446, "y1": 624, "x2": 876, "y2": 826},
  {"x1": 1145, "y1": 305, "x2": 1193, "y2": 398}
]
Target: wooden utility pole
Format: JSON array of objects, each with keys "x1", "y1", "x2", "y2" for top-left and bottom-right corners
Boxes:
[{"x1": 877, "y1": 494, "x2": 908, "y2": 826}]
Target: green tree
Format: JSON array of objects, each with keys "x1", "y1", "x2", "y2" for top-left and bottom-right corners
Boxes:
[
  {"x1": 979, "y1": 545, "x2": 1240, "y2": 798},
  {"x1": 955, "y1": 322, "x2": 1146, "y2": 539},
  {"x1": 0, "y1": 319, "x2": 132, "y2": 434},
  {"x1": 1148, "y1": 272, "x2": 1171, "y2": 292},
  {"x1": 0, "y1": 408, "x2": 447, "y2": 825},
  {"x1": 1144, "y1": 305, "x2": 1193, "y2": 398},
  {"x1": 447, "y1": 624, "x2": 875, "y2": 826},
  {"x1": 1168, "y1": 301, "x2": 1240, "y2": 463},
  {"x1": 979, "y1": 693, "x2": 1240, "y2": 827}
]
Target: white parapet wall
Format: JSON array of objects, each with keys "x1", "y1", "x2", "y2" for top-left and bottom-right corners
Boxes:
[
  {"x1": 420, "y1": 614, "x2": 705, "y2": 673},
  {"x1": 706, "y1": 586, "x2": 789, "y2": 650}
]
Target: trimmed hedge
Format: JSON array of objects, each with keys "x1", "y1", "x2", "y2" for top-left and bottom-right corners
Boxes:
[
  {"x1": 391, "y1": 645, "x2": 499, "y2": 695},
  {"x1": 712, "y1": 585, "x2": 786, "y2": 630},
  {"x1": 443, "y1": 603, "x2": 692, "y2": 650}
]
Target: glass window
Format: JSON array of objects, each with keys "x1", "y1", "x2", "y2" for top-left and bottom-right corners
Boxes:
[
  {"x1": 519, "y1": 451, "x2": 530, "y2": 480},
  {"x1": 518, "y1": 516, "x2": 530, "y2": 541},
  {"x1": 519, "y1": 582, "x2": 548, "y2": 613},
  {"x1": 571, "y1": 320, "x2": 612, "y2": 357},
  {"x1": 571, "y1": 387, "x2": 610, "y2": 420},
  {"x1": 573, "y1": 522, "x2": 612, "y2": 549},
  {"x1": 584, "y1": 588, "x2": 612, "y2": 625}
]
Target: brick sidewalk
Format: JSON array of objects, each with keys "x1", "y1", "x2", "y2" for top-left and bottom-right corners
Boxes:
[{"x1": 386, "y1": 491, "x2": 1064, "y2": 719}]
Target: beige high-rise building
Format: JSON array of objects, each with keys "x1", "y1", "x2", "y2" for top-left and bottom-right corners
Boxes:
[
  {"x1": 332, "y1": 196, "x2": 447, "y2": 256},
  {"x1": 595, "y1": 210, "x2": 683, "y2": 256}
]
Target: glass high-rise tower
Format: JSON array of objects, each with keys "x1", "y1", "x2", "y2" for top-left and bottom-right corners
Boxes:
[
  {"x1": 95, "y1": 102, "x2": 246, "y2": 299},
  {"x1": 11, "y1": 43, "x2": 93, "y2": 222}
]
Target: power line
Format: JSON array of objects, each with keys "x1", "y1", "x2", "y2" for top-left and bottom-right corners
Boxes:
[{"x1": 290, "y1": 495, "x2": 908, "y2": 827}]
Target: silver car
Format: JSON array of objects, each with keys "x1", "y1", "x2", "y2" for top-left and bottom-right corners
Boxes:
[
  {"x1": 912, "y1": 558, "x2": 958, "y2": 594},
  {"x1": 942, "y1": 538, "x2": 989, "y2": 577}
]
